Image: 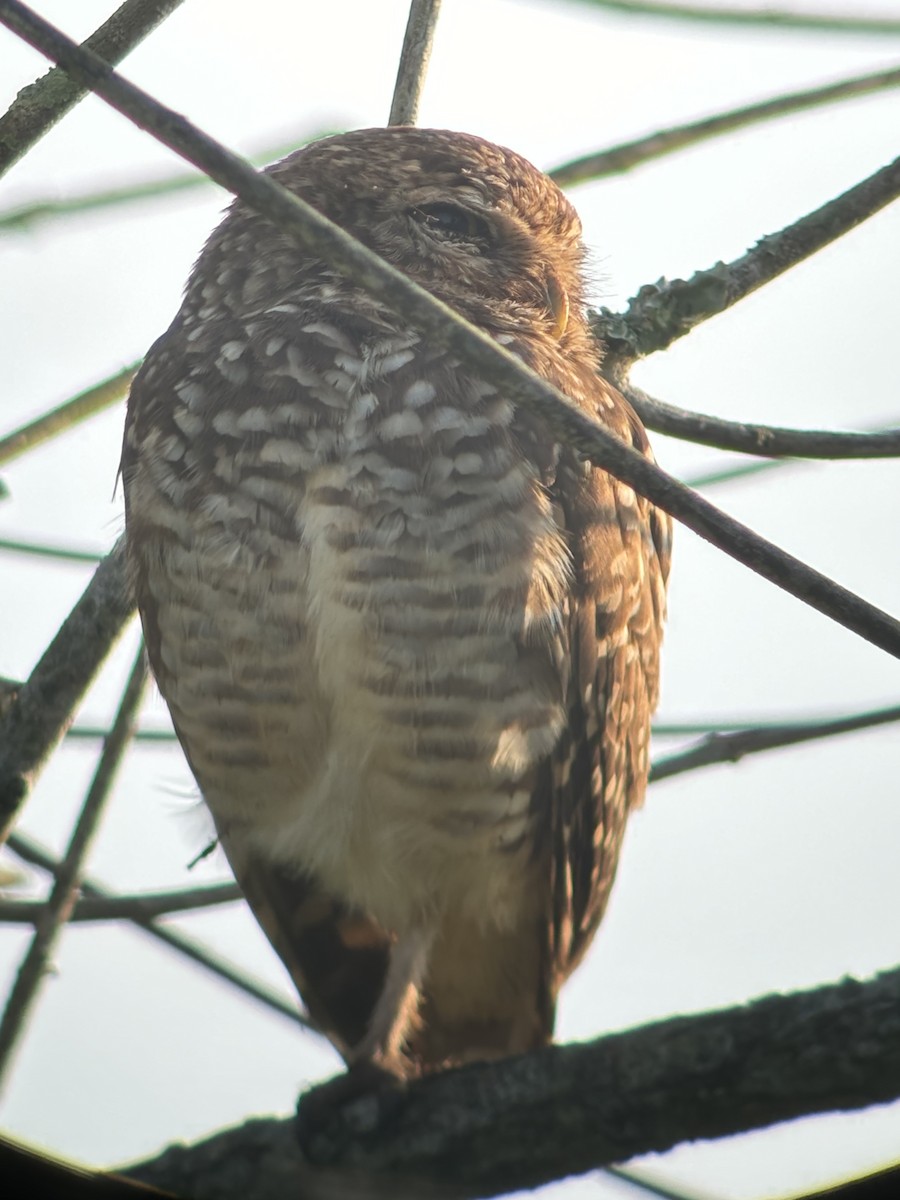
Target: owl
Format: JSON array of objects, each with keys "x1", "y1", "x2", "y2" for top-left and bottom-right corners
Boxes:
[{"x1": 122, "y1": 127, "x2": 670, "y2": 1083}]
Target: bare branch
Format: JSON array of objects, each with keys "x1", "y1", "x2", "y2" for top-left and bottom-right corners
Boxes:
[
  {"x1": 625, "y1": 384, "x2": 900, "y2": 459},
  {"x1": 595, "y1": 154, "x2": 900, "y2": 366},
  {"x1": 127, "y1": 969, "x2": 900, "y2": 1199},
  {"x1": 565, "y1": 0, "x2": 900, "y2": 36},
  {"x1": 388, "y1": 0, "x2": 442, "y2": 126},
  {"x1": 650, "y1": 702, "x2": 900, "y2": 784},
  {"x1": 3, "y1": 4, "x2": 900, "y2": 663},
  {"x1": 0, "y1": 127, "x2": 336, "y2": 235},
  {"x1": 0, "y1": 881, "x2": 241, "y2": 924},
  {"x1": 0, "y1": 363, "x2": 138, "y2": 466},
  {"x1": 550, "y1": 65, "x2": 900, "y2": 187},
  {"x1": 68, "y1": 723, "x2": 176, "y2": 744},
  {"x1": 0, "y1": 0, "x2": 185, "y2": 177},
  {"x1": 0, "y1": 535, "x2": 104, "y2": 564},
  {"x1": 0, "y1": 539, "x2": 134, "y2": 845},
  {"x1": 0, "y1": 645, "x2": 147, "y2": 1091},
  {"x1": 7, "y1": 831, "x2": 315, "y2": 1031},
  {"x1": 683, "y1": 456, "x2": 790, "y2": 489}
]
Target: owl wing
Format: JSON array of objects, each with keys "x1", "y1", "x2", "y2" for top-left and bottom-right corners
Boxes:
[{"x1": 540, "y1": 385, "x2": 672, "y2": 998}]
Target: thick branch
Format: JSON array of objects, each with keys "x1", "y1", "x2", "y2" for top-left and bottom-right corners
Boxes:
[
  {"x1": 388, "y1": 0, "x2": 442, "y2": 126},
  {"x1": 550, "y1": 66, "x2": 900, "y2": 187},
  {"x1": 651, "y1": 702, "x2": 900, "y2": 783},
  {"x1": 127, "y1": 968, "x2": 900, "y2": 1199},
  {"x1": 0, "y1": 0, "x2": 185, "y2": 176},
  {"x1": 0, "y1": 881, "x2": 241, "y2": 924},
  {"x1": 3, "y1": 3, "x2": 899, "y2": 663},
  {"x1": 595, "y1": 155, "x2": 900, "y2": 366},
  {"x1": 0, "y1": 539, "x2": 134, "y2": 845},
  {"x1": 625, "y1": 384, "x2": 900, "y2": 458},
  {"x1": 566, "y1": 1, "x2": 900, "y2": 35}
]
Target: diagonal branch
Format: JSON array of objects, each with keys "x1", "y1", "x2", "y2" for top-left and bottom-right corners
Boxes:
[
  {"x1": 2, "y1": 3, "x2": 899, "y2": 665},
  {"x1": 0, "y1": 644, "x2": 147, "y2": 1091},
  {"x1": 566, "y1": 0, "x2": 900, "y2": 36},
  {"x1": 388, "y1": 0, "x2": 442, "y2": 126},
  {"x1": 0, "y1": 128, "x2": 334, "y2": 234},
  {"x1": 0, "y1": 363, "x2": 138, "y2": 466},
  {"x1": 550, "y1": 65, "x2": 900, "y2": 187},
  {"x1": 0, "y1": 539, "x2": 134, "y2": 846},
  {"x1": 0, "y1": 0, "x2": 185, "y2": 176},
  {"x1": 126, "y1": 968, "x2": 900, "y2": 1199},
  {"x1": 650, "y1": 702, "x2": 900, "y2": 783},
  {"x1": 595, "y1": 152, "x2": 900, "y2": 367},
  {"x1": 7, "y1": 830, "x2": 315, "y2": 1030}
]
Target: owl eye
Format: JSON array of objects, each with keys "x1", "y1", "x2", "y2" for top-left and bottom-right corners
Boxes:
[{"x1": 410, "y1": 202, "x2": 490, "y2": 243}]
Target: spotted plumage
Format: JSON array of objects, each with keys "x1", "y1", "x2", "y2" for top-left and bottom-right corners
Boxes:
[{"x1": 122, "y1": 127, "x2": 671, "y2": 1075}]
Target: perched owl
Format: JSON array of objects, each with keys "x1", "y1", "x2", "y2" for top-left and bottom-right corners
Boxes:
[{"x1": 122, "y1": 128, "x2": 670, "y2": 1081}]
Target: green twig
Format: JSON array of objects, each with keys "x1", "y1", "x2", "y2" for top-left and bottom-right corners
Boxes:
[
  {"x1": 550, "y1": 65, "x2": 900, "y2": 187},
  {"x1": 0, "y1": 363, "x2": 138, "y2": 466},
  {"x1": 567, "y1": 0, "x2": 900, "y2": 36}
]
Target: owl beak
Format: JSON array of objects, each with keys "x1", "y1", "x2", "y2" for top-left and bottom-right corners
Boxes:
[{"x1": 544, "y1": 272, "x2": 570, "y2": 339}]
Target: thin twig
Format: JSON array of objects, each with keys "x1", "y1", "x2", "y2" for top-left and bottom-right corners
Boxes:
[
  {"x1": 625, "y1": 383, "x2": 900, "y2": 458},
  {"x1": 682, "y1": 457, "x2": 789, "y2": 490},
  {"x1": 650, "y1": 702, "x2": 900, "y2": 784},
  {"x1": 3, "y1": 5, "x2": 900, "y2": 663},
  {"x1": 389, "y1": 0, "x2": 442, "y2": 126},
  {"x1": 567, "y1": 0, "x2": 900, "y2": 36},
  {"x1": 0, "y1": 536, "x2": 104, "y2": 564},
  {"x1": 0, "y1": 129, "x2": 335, "y2": 234},
  {"x1": 594, "y1": 153, "x2": 900, "y2": 367},
  {"x1": 0, "y1": 0, "x2": 185, "y2": 176},
  {"x1": 67, "y1": 723, "x2": 176, "y2": 744},
  {"x1": 0, "y1": 644, "x2": 147, "y2": 1091},
  {"x1": 6, "y1": 830, "x2": 315, "y2": 1030},
  {"x1": 0, "y1": 363, "x2": 138, "y2": 466},
  {"x1": 0, "y1": 881, "x2": 241, "y2": 924},
  {"x1": 0, "y1": 539, "x2": 134, "y2": 845},
  {"x1": 550, "y1": 65, "x2": 900, "y2": 187}
]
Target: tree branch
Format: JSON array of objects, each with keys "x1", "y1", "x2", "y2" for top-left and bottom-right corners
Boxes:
[
  {"x1": 0, "y1": 881, "x2": 241, "y2": 924},
  {"x1": 0, "y1": 363, "x2": 138, "y2": 466},
  {"x1": 565, "y1": 0, "x2": 900, "y2": 36},
  {"x1": 0, "y1": 539, "x2": 134, "y2": 846},
  {"x1": 650, "y1": 702, "x2": 900, "y2": 784},
  {"x1": 7, "y1": 830, "x2": 314, "y2": 1030},
  {"x1": 0, "y1": 0, "x2": 185, "y2": 177},
  {"x1": 126, "y1": 968, "x2": 900, "y2": 1199},
  {"x1": 0, "y1": 535, "x2": 104, "y2": 564},
  {"x1": 625, "y1": 383, "x2": 900, "y2": 458},
  {"x1": 2, "y1": 3, "x2": 899, "y2": 663},
  {"x1": 550, "y1": 65, "x2": 900, "y2": 187},
  {"x1": 595, "y1": 154, "x2": 900, "y2": 367},
  {"x1": 388, "y1": 0, "x2": 442, "y2": 126},
  {"x1": 0, "y1": 645, "x2": 147, "y2": 1091}
]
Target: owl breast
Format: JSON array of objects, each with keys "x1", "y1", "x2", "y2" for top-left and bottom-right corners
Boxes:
[{"x1": 130, "y1": 314, "x2": 572, "y2": 933}]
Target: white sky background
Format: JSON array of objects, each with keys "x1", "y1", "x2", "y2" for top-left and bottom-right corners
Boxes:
[{"x1": 1, "y1": 1, "x2": 899, "y2": 1197}]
